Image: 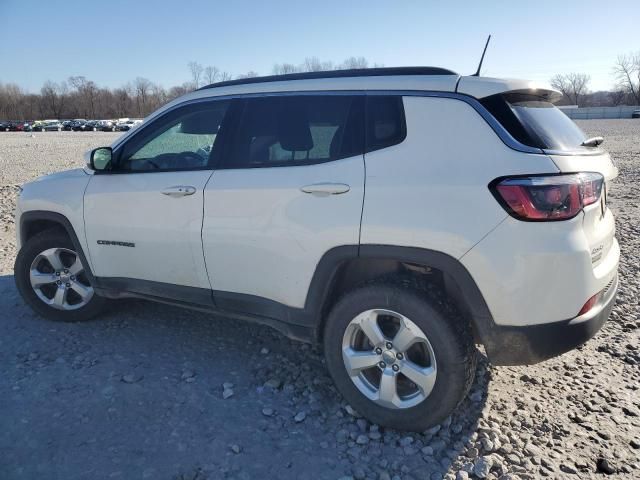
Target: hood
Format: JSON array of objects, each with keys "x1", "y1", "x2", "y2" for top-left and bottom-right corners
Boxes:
[{"x1": 30, "y1": 168, "x2": 89, "y2": 185}]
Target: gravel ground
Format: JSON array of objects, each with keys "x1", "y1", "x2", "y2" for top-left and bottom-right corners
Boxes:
[{"x1": 0, "y1": 124, "x2": 638, "y2": 480}]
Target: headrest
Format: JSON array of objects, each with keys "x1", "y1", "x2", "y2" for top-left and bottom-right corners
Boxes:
[{"x1": 277, "y1": 104, "x2": 313, "y2": 151}]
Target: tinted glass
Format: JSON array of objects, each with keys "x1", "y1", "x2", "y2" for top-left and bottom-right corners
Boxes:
[
  {"x1": 482, "y1": 93, "x2": 588, "y2": 151},
  {"x1": 224, "y1": 95, "x2": 364, "y2": 168},
  {"x1": 366, "y1": 96, "x2": 406, "y2": 152},
  {"x1": 118, "y1": 101, "x2": 230, "y2": 171},
  {"x1": 505, "y1": 93, "x2": 587, "y2": 150}
]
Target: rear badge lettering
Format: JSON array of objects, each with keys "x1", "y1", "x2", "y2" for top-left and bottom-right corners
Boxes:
[{"x1": 97, "y1": 240, "x2": 135, "y2": 248}]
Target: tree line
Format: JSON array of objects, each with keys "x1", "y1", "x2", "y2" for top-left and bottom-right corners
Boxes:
[
  {"x1": 0, "y1": 56, "x2": 378, "y2": 121},
  {"x1": 551, "y1": 51, "x2": 640, "y2": 107},
  {"x1": 1, "y1": 52, "x2": 639, "y2": 121}
]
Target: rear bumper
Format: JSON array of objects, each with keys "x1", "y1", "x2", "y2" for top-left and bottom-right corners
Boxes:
[{"x1": 484, "y1": 272, "x2": 618, "y2": 366}]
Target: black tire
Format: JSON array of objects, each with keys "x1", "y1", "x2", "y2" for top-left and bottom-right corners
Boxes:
[
  {"x1": 14, "y1": 229, "x2": 107, "y2": 322},
  {"x1": 323, "y1": 278, "x2": 476, "y2": 431}
]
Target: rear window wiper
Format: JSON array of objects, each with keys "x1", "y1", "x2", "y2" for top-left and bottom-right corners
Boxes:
[{"x1": 581, "y1": 136, "x2": 604, "y2": 147}]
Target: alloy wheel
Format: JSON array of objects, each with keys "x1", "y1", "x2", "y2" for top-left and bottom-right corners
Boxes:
[
  {"x1": 29, "y1": 247, "x2": 94, "y2": 310},
  {"x1": 342, "y1": 309, "x2": 437, "y2": 409}
]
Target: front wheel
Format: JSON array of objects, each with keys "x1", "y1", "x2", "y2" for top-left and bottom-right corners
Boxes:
[
  {"x1": 323, "y1": 280, "x2": 476, "y2": 431},
  {"x1": 15, "y1": 229, "x2": 107, "y2": 322}
]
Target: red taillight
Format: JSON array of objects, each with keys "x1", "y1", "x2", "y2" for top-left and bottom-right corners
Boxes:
[
  {"x1": 491, "y1": 173, "x2": 603, "y2": 221},
  {"x1": 578, "y1": 291, "x2": 601, "y2": 316}
]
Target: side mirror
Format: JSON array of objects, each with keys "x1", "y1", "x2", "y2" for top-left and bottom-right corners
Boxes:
[{"x1": 90, "y1": 147, "x2": 113, "y2": 171}]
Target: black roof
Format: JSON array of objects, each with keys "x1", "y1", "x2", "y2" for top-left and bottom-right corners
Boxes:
[{"x1": 199, "y1": 66, "x2": 458, "y2": 90}]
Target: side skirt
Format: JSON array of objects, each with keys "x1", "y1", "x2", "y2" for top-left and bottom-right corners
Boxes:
[{"x1": 94, "y1": 277, "x2": 315, "y2": 343}]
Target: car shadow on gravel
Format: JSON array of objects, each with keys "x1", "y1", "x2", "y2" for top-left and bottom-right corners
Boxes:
[{"x1": 0, "y1": 274, "x2": 490, "y2": 480}]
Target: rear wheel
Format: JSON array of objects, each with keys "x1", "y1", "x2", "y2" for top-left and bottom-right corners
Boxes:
[
  {"x1": 15, "y1": 229, "x2": 107, "y2": 321},
  {"x1": 323, "y1": 279, "x2": 476, "y2": 431}
]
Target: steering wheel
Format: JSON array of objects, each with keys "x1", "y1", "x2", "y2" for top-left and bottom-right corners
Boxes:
[{"x1": 179, "y1": 151, "x2": 207, "y2": 166}]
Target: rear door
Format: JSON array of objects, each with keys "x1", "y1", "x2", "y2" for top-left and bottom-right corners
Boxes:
[{"x1": 202, "y1": 94, "x2": 365, "y2": 310}]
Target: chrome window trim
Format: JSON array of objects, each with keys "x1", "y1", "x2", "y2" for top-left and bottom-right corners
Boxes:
[
  {"x1": 112, "y1": 89, "x2": 595, "y2": 157},
  {"x1": 542, "y1": 148, "x2": 605, "y2": 157}
]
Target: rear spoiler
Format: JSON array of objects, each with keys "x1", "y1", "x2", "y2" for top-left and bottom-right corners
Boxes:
[{"x1": 456, "y1": 76, "x2": 562, "y2": 103}]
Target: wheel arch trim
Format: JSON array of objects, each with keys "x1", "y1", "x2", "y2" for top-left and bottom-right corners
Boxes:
[
  {"x1": 308, "y1": 244, "x2": 496, "y2": 346},
  {"x1": 19, "y1": 211, "x2": 96, "y2": 284}
]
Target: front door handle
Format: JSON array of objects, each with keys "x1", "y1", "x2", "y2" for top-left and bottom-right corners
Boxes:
[
  {"x1": 161, "y1": 185, "x2": 196, "y2": 197},
  {"x1": 300, "y1": 183, "x2": 350, "y2": 197}
]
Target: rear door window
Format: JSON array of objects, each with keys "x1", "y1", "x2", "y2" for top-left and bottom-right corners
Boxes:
[
  {"x1": 481, "y1": 92, "x2": 588, "y2": 151},
  {"x1": 366, "y1": 96, "x2": 407, "y2": 152},
  {"x1": 223, "y1": 95, "x2": 364, "y2": 168}
]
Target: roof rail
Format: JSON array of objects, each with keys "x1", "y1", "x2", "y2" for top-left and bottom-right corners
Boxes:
[{"x1": 198, "y1": 66, "x2": 458, "y2": 90}]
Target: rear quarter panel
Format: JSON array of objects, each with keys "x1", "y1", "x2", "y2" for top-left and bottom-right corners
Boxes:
[{"x1": 360, "y1": 96, "x2": 559, "y2": 258}]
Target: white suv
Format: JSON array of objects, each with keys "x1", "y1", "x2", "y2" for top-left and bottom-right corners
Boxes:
[{"x1": 14, "y1": 67, "x2": 619, "y2": 431}]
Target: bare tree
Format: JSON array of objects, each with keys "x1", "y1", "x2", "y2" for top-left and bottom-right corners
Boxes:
[
  {"x1": 613, "y1": 52, "x2": 640, "y2": 105},
  {"x1": 608, "y1": 90, "x2": 627, "y2": 107},
  {"x1": 188, "y1": 61, "x2": 204, "y2": 89},
  {"x1": 272, "y1": 63, "x2": 298, "y2": 75},
  {"x1": 219, "y1": 71, "x2": 232, "y2": 82},
  {"x1": 339, "y1": 56, "x2": 369, "y2": 70},
  {"x1": 134, "y1": 77, "x2": 152, "y2": 116},
  {"x1": 68, "y1": 76, "x2": 99, "y2": 118},
  {"x1": 550, "y1": 73, "x2": 590, "y2": 106},
  {"x1": 236, "y1": 71, "x2": 259, "y2": 79},
  {"x1": 113, "y1": 87, "x2": 133, "y2": 117},
  {"x1": 168, "y1": 84, "x2": 190, "y2": 101},
  {"x1": 203, "y1": 66, "x2": 220, "y2": 84},
  {"x1": 302, "y1": 57, "x2": 333, "y2": 72},
  {"x1": 40, "y1": 80, "x2": 68, "y2": 118},
  {"x1": 0, "y1": 83, "x2": 25, "y2": 119}
]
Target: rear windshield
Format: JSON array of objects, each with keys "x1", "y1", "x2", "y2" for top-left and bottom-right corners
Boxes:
[{"x1": 481, "y1": 92, "x2": 588, "y2": 151}]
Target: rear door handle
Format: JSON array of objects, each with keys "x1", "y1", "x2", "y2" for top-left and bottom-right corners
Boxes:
[
  {"x1": 161, "y1": 185, "x2": 196, "y2": 197},
  {"x1": 300, "y1": 183, "x2": 350, "y2": 197}
]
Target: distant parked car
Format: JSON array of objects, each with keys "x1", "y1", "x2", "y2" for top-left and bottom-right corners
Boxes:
[
  {"x1": 40, "y1": 120, "x2": 64, "y2": 132},
  {"x1": 632, "y1": 110, "x2": 640, "y2": 119},
  {"x1": 80, "y1": 120, "x2": 99, "y2": 131},
  {"x1": 14, "y1": 121, "x2": 27, "y2": 132},
  {"x1": 4, "y1": 121, "x2": 26, "y2": 131},
  {"x1": 67, "y1": 119, "x2": 87, "y2": 131},
  {"x1": 98, "y1": 120, "x2": 117, "y2": 132},
  {"x1": 0, "y1": 121, "x2": 10, "y2": 131},
  {"x1": 116, "y1": 119, "x2": 142, "y2": 131},
  {"x1": 64, "y1": 120, "x2": 86, "y2": 131}
]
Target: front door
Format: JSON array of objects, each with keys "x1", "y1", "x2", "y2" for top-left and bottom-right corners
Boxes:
[{"x1": 84, "y1": 99, "x2": 231, "y2": 303}]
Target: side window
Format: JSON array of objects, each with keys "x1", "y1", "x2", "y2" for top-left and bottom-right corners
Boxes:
[
  {"x1": 118, "y1": 101, "x2": 230, "y2": 171},
  {"x1": 366, "y1": 96, "x2": 406, "y2": 152},
  {"x1": 223, "y1": 95, "x2": 364, "y2": 168}
]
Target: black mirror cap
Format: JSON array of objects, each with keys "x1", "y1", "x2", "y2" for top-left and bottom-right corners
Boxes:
[{"x1": 90, "y1": 147, "x2": 113, "y2": 171}]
